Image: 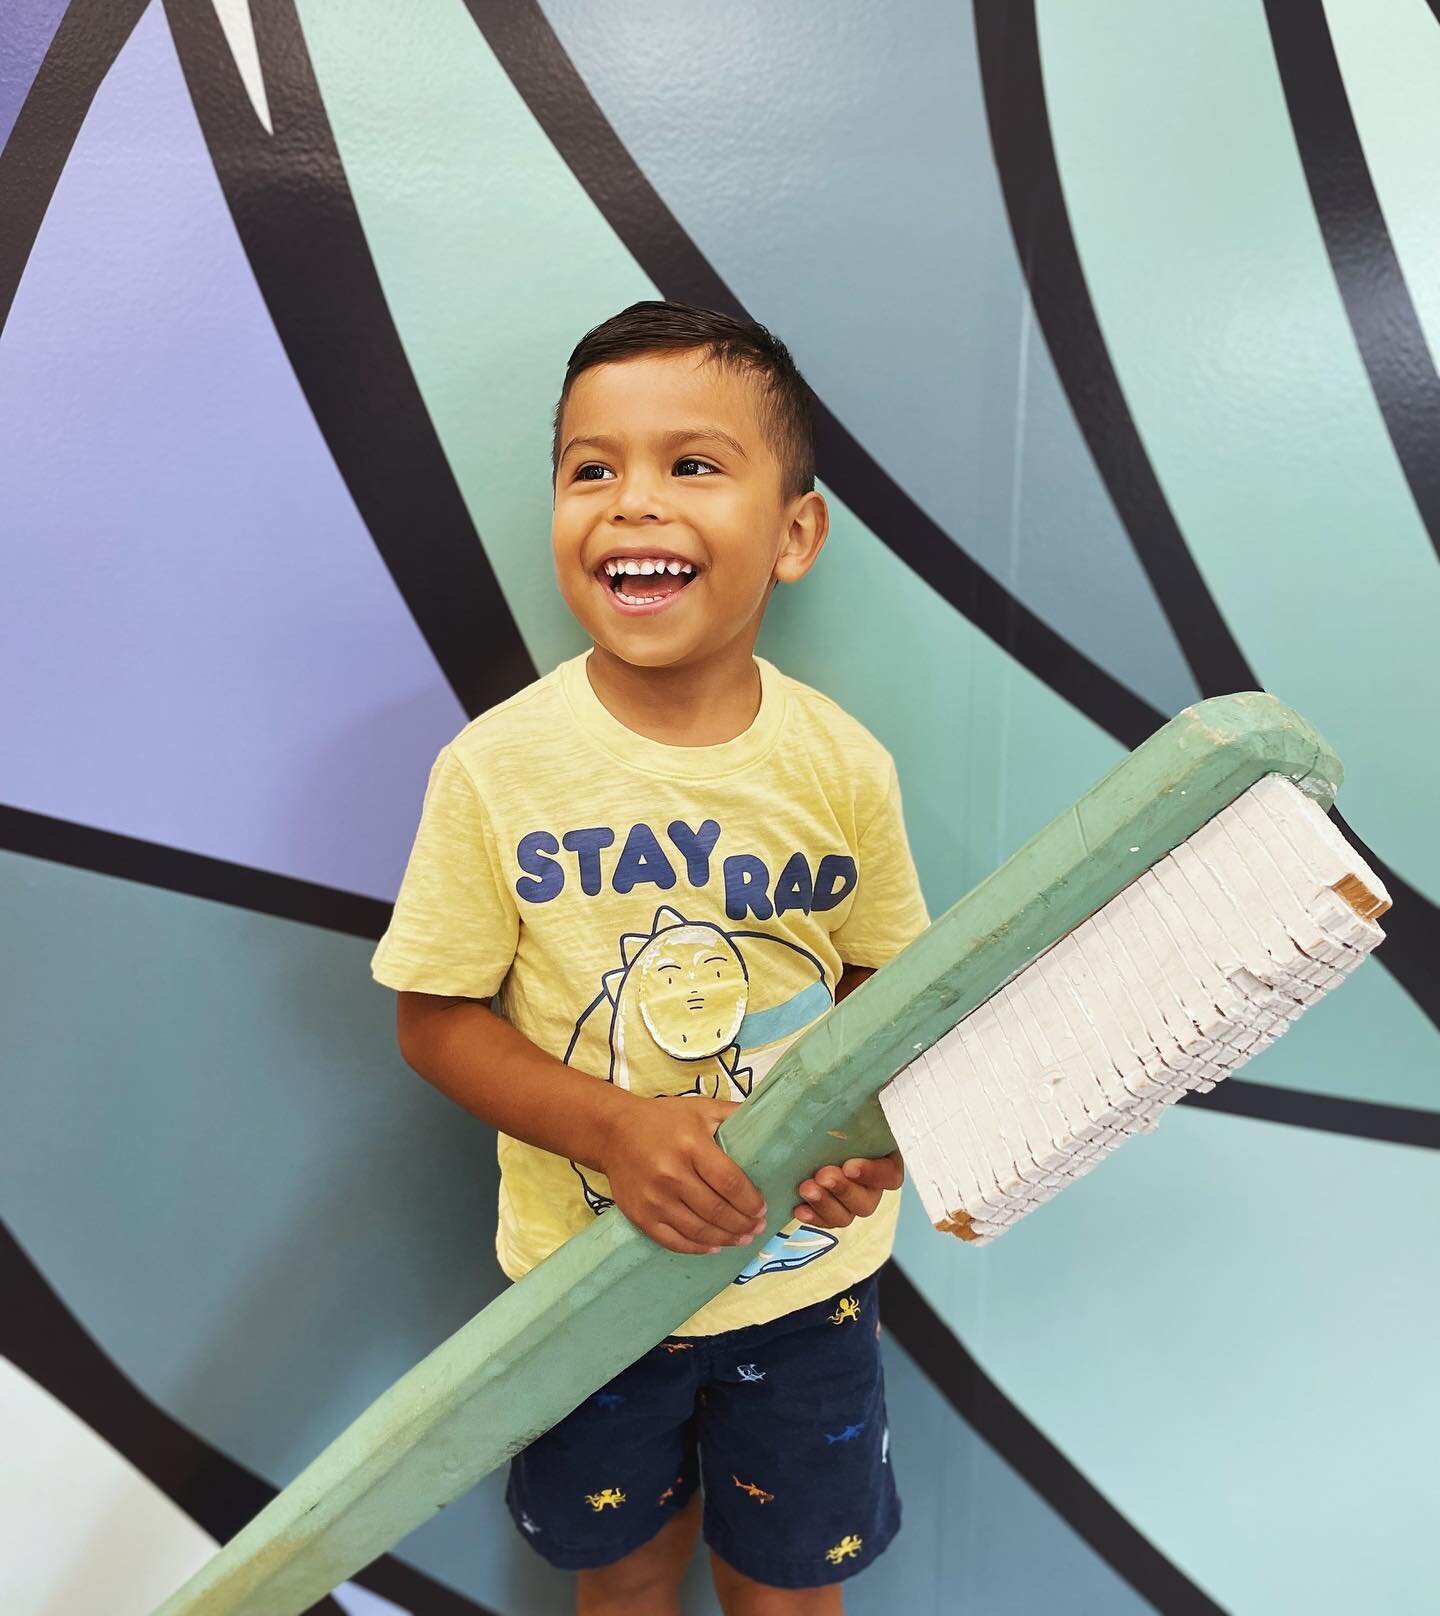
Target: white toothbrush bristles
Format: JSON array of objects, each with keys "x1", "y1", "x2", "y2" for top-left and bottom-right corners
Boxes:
[{"x1": 879, "y1": 775, "x2": 1389, "y2": 1243}]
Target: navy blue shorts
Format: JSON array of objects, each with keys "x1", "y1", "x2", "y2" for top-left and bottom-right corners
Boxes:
[{"x1": 505, "y1": 1270, "x2": 899, "y2": 1589}]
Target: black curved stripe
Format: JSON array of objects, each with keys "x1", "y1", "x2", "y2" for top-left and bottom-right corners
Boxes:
[
  {"x1": 971, "y1": 0, "x2": 1256, "y2": 701},
  {"x1": 972, "y1": 0, "x2": 1440, "y2": 1040},
  {"x1": 161, "y1": 0, "x2": 535, "y2": 720},
  {"x1": 1178, "y1": 1073, "x2": 1440, "y2": 1148},
  {"x1": 5, "y1": 798, "x2": 1433, "y2": 1153},
  {"x1": 0, "y1": 0, "x2": 149, "y2": 336},
  {"x1": 1266, "y1": 0, "x2": 1440, "y2": 563},
  {"x1": 0, "y1": 800, "x2": 389, "y2": 938},
  {"x1": 0, "y1": 1223, "x2": 498, "y2": 1616},
  {"x1": 0, "y1": 17, "x2": 1329, "y2": 1611},
  {"x1": 880, "y1": 1262, "x2": 1224, "y2": 1616},
  {"x1": 466, "y1": 5, "x2": 1439, "y2": 1124},
  {"x1": 2, "y1": 810, "x2": 1427, "y2": 1616},
  {"x1": 1324, "y1": 808, "x2": 1437, "y2": 1033},
  {"x1": 7, "y1": 0, "x2": 1433, "y2": 1081},
  {"x1": 463, "y1": 0, "x2": 1158, "y2": 752},
  {"x1": 5, "y1": 52, "x2": 1429, "y2": 1613}
]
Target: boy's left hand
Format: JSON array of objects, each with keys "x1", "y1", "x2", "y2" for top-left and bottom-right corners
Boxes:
[{"x1": 792, "y1": 1149, "x2": 905, "y2": 1228}]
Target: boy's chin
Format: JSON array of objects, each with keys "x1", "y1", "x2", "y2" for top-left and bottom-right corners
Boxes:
[{"x1": 591, "y1": 632, "x2": 694, "y2": 668}]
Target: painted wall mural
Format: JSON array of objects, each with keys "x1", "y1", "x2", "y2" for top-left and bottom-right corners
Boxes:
[{"x1": 2, "y1": 3, "x2": 1436, "y2": 1612}]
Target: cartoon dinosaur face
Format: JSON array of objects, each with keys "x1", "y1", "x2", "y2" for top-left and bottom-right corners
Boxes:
[
  {"x1": 571, "y1": 904, "x2": 840, "y2": 1236},
  {"x1": 633, "y1": 924, "x2": 748, "y2": 1059}
]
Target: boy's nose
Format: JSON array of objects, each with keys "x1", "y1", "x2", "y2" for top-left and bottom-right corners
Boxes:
[{"x1": 611, "y1": 479, "x2": 669, "y2": 522}]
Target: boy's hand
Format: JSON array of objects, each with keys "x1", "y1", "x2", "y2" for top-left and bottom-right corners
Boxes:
[
  {"x1": 793, "y1": 1150, "x2": 905, "y2": 1228},
  {"x1": 598, "y1": 1095, "x2": 768, "y2": 1257}
]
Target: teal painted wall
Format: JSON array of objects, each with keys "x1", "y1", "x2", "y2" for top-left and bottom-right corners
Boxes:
[{"x1": 2, "y1": 3, "x2": 1436, "y2": 1612}]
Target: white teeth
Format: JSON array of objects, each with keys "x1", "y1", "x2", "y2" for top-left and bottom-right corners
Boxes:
[{"x1": 601, "y1": 556, "x2": 699, "y2": 579}]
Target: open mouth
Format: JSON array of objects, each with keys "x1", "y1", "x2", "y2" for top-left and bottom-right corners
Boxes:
[{"x1": 596, "y1": 557, "x2": 703, "y2": 608}]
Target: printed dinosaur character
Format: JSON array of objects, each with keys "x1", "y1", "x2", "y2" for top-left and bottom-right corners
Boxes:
[{"x1": 557, "y1": 906, "x2": 843, "y2": 1291}]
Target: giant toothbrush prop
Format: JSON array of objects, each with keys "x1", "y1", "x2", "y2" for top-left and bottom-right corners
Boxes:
[{"x1": 152, "y1": 692, "x2": 1388, "y2": 1615}]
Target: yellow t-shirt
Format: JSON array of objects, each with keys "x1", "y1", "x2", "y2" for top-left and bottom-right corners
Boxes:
[{"x1": 370, "y1": 648, "x2": 931, "y2": 1334}]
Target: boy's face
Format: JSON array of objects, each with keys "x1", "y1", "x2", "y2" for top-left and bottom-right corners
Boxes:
[{"x1": 551, "y1": 351, "x2": 825, "y2": 670}]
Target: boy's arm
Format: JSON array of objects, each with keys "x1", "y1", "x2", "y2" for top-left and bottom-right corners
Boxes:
[
  {"x1": 836, "y1": 963, "x2": 876, "y2": 1003},
  {"x1": 395, "y1": 992, "x2": 767, "y2": 1256}
]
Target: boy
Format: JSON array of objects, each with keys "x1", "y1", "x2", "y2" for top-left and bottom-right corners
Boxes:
[{"x1": 370, "y1": 300, "x2": 931, "y2": 1614}]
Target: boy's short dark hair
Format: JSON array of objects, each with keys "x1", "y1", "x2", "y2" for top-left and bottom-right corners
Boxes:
[{"x1": 552, "y1": 300, "x2": 816, "y2": 502}]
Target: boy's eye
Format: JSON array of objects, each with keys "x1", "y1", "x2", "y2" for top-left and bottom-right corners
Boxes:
[{"x1": 572, "y1": 457, "x2": 718, "y2": 482}]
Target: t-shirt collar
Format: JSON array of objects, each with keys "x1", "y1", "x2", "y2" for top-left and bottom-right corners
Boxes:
[{"x1": 557, "y1": 648, "x2": 787, "y2": 780}]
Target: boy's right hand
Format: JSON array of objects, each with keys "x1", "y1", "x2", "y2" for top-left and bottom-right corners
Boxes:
[{"x1": 598, "y1": 1095, "x2": 768, "y2": 1257}]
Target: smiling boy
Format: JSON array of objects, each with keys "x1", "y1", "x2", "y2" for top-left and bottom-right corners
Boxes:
[{"x1": 371, "y1": 301, "x2": 931, "y2": 1614}]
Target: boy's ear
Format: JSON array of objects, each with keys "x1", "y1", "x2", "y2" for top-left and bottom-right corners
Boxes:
[{"x1": 773, "y1": 490, "x2": 829, "y2": 585}]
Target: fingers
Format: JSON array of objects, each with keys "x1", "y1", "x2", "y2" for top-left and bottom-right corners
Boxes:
[
  {"x1": 693, "y1": 1136, "x2": 767, "y2": 1224},
  {"x1": 677, "y1": 1177, "x2": 767, "y2": 1243},
  {"x1": 630, "y1": 1154, "x2": 765, "y2": 1248},
  {"x1": 633, "y1": 1196, "x2": 749, "y2": 1252},
  {"x1": 842, "y1": 1150, "x2": 905, "y2": 1190},
  {"x1": 644, "y1": 1183, "x2": 767, "y2": 1254},
  {"x1": 792, "y1": 1155, "x2": 902, "y2": 1227},
  {"x1": 607, "y1": 1098, "x2": 768, "y2": 1253},
  {"x1": 794, "y1": 1167, "x2": 868, "y2": 1227},
  {"x1": 647, "y1": 1221, "x2": 727, "y2": 1256}
]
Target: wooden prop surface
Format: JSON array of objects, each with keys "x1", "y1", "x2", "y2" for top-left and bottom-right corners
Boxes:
[{"x1": 152, "y1": 693, "x2": 1341, "y2": 1615}]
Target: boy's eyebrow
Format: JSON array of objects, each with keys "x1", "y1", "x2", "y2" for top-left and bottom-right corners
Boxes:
[{"x1": 560, "y1": 427, "x2": 750, "y2": 463}]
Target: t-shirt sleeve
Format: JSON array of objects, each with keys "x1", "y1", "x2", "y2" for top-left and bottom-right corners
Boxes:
[
  {"x1": 370, "y1": 744, "x2": 519, "y2": 999},
  {"x1": 829, "y1": 757, "x2": 932, "y2": 969}
]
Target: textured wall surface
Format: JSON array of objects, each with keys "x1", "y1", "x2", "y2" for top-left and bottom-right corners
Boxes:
[{"x1": 2, "y1": 3, "x2": 1437, "y2": 1612}]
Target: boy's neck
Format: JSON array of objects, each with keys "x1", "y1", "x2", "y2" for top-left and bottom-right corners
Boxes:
[{"x1": 584, "y1": 640, "x2": 763, "y2": 747}]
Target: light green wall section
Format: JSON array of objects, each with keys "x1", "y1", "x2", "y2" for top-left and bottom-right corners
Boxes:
[
  {"x1": 1036, "y1": 0, "x2": 1440, "y2": 907},
  {"x1": 289, "y1": 10, "x2": 1438, "y2": 1607},
  {"x1": 294, "y1": 0, "x2": 632, "y2": 676},
  {"x1": 758, "y1": 501, "x2": 1123, "y2": 921},
  {"x1": 898, "y1": 1103, "x2": 1440, "y2": 1615},
  {"x1": 296, "y1": 0, "x2": 1430, "y2": 1108},
  {"x1": 7, "y1": 5, "x2": 1433, "y2": 1612},
  {"x1": 293, "y1": 0, "x2": 1124, "y2": 920},
  {"x1": 1241, "y1": 945, "x2": 1436, "y2": 1108},
  {"x1": 0, "y1": 849, "x2": 591, "y2": 1611},
  {"x1": 1323, "y1": 0, "x2": 1440, "y2": 383}
]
